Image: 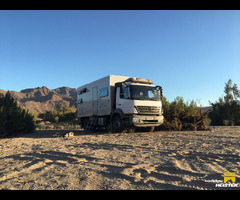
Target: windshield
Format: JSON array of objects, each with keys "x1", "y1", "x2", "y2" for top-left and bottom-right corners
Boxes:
[{"x1": 129, "y1": 85, "x2": 160, "y2": 101}]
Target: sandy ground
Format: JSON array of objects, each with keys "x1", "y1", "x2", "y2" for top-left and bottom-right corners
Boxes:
[{"x1": 0, "y1": 126, "x2": 240, "y2": 190}]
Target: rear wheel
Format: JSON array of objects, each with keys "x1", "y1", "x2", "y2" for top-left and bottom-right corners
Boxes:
[{"x1": 83, "y1": 118, "x2": 89, "y2": 132}]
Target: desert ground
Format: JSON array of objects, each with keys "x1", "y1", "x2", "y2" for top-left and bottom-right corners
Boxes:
[{"x1": 0, "y1": 126, "x2": 239, "y2": 190}]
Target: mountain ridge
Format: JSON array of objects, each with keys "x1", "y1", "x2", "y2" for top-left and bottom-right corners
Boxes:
[{"x1": 0, "y1": 86, "x2": 77, "y2": 115}]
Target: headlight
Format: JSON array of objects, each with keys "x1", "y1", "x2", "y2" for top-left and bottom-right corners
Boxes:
[
  {"x1": 132, "y1": 117, "x2": 140, "y2": 123},
  {"x1": 133, "y1": 106, "x2": 138, "y2": 114}
]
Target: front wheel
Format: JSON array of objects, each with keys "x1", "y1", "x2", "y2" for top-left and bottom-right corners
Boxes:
[{"x1": 112, "y1": 115, "x2": 123, "y2": 133}]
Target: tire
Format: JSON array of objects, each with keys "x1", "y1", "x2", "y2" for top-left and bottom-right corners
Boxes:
[
  {"x1": 112, "y1": 114, "x2": 123, "y2": 133},
  {"x1": 83, "y1": 118, "x2": 89, "y2": 132}
]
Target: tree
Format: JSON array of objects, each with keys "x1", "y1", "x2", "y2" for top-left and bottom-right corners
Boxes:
[
  {"x1": 209, "y1": 79, "x2": 240, "y2": 126},
  {"x1": 0, "y1": 91, "x2": 36, "y2": 137},
  {"x1": 223, "y1": 79, "x2": 240, "y2": 104}
]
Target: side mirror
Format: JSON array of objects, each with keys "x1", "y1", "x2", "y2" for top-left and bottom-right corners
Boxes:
[{"x1": 156, "y1": 86, "x2": 163, "y2": 100}]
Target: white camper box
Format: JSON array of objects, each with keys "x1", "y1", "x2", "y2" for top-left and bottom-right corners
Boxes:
[{"x1": 77, "y1": 75, "x2": 130, "y2": 118}]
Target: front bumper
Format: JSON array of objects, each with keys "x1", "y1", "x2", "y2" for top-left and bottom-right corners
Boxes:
[{"x1": 123, "y1": 114, "x2": 164, "y2": 127}]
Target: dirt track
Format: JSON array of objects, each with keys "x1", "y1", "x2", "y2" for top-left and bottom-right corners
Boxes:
[{"x1": 0, "y1": 126, "x2": 239, "y2": 190}]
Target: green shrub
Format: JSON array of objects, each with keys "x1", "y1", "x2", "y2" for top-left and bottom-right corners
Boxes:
[
  {"x1": 44, "y1": 105, "x2": 77, "y2": 123},
  {"x1": 158, "y1": 96, "x2": 207, "y2": 131},
  {"x1": 0, "y1": 91, "x2": 36, "y2": 137},
  {"x1": 54, "y1": 116, "x2": 59, "y2": 123}
]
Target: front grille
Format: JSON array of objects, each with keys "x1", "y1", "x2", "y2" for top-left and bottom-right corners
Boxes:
[
  {"x1": 136, "y1": 106, "x2": 160, "y2": 114},
  {"x1": 142, "y1": 120, "x2": 158, "y2": 123}
]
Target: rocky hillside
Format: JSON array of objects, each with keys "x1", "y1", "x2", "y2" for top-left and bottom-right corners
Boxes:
[{"x1": 0, "y1": 86, "x2": 77, "y2": 115}]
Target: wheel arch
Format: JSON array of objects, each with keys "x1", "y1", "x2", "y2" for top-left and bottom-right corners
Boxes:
[{"x1": 110, "y1": 109, "x2": 124, "y2": 123}]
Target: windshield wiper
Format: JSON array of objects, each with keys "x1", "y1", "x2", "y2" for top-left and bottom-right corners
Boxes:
[
  {"x1": 133, "y1": 97, "x2": 150, "y2": 100},
  {"x1": 150, "y1": 97, "x2": 161, "y2": 101}
]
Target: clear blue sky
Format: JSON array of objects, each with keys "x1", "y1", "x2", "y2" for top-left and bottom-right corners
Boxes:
[{"x1": 1, "y1": 10, "x2": 240, "y2": 106}]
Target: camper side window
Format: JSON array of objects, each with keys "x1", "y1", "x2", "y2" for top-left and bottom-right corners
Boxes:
[
  {"x1": 99, "y1": 87, "x2": 108, "y2": 98},
  {"x1": 78, "y1": 88, "x2": 89, "y2": 95}
]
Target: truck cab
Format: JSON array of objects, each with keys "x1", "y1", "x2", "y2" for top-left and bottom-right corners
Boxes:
[{"x1": 112, "y1": 77, "x2": 164, "y2": 132}]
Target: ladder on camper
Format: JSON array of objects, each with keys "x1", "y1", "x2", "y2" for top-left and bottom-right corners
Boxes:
[{"x1": 85, "y1": 116, "x2": 97, "y2": 133}]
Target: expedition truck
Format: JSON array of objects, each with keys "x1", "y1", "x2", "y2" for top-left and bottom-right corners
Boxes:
[{"x1": 77, "y1": 75, "x2": 164, "y2": 132}]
